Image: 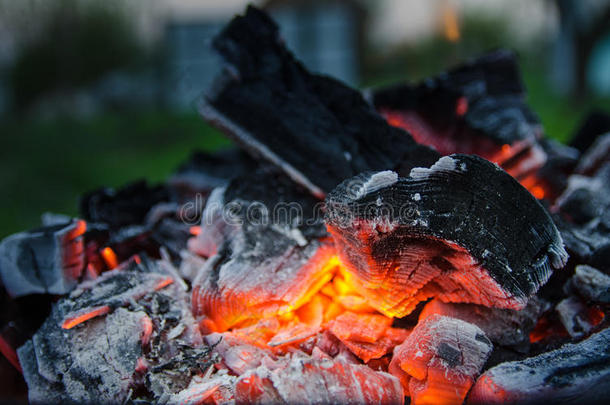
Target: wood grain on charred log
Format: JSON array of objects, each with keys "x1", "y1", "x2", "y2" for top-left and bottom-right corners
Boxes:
[{"x1": 325, "y1": 154, "x2": 567, "y2": 317}]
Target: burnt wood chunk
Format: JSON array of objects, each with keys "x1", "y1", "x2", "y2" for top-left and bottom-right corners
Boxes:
[
  {"x1": 468, "y1": 328, "x2": 610, "y2": 404},
  {"x1": 198, "y1": 6, "x2": 439, "y2": 198},
  {"x1": 191, "y1": 170, "x2": 335, "y2": 331},
  {"x1": 372, "y1": 50, "x2": 545, "y2": 180},
  {"x1": 325, "y1": 155, "x2": 567, "y2": 317},
  {"x1": 575, "y1": 132, "x2": 610, "y2": 176},
  {"x1": 389, "y1": 314, "x2": 493, "y2": 405},
  {"x1": 419, "y1": 298, "x2": 546, "y2": 349},
  {"x1": 0, "y1": 219, "x2": 86, "y2": 297}
]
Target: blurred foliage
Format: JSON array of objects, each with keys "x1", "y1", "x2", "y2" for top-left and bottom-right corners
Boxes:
[
  {"x1": 0, "y1": 112, "x2": 231, "y2": 237},
  {"x1": 8, "y1": 0, "x2": 145, "y2": 112}
]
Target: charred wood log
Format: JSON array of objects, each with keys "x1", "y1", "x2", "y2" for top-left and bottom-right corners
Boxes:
[
  {"x1": 191, "y1": 169, "x2": 336, "y2": 331},
  {"x1": 198, "y1": 6, "x2": 439, "y2": 198},
  {"x1": 371, "y1": 50, "x2": 545, "y2": 181},
  {"x1": 468, "y1": 327, "x2": 610, "y2": 404},
  {"x1": 0, "y1": 219, "x2": 86, "y2": 297},
  {"x1": 389, "y1": 314, "x2": 493, "y2": 405},
  {"x1": 325, "y1": 155, "x2": 567, "y2": 317}
]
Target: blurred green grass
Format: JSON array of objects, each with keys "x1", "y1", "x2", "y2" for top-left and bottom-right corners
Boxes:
[{"x1": 0, "y1": 111, "x2": 231, "y2": 238}]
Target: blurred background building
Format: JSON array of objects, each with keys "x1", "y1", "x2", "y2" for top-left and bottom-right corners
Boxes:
[{"x1": 0, "y1": 0, "x2": 609, "y2": 237}]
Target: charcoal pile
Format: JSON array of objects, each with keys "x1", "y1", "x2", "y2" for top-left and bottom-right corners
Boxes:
[{"x1": 1, "y1": 5, "x2": 610, "y2": 405}]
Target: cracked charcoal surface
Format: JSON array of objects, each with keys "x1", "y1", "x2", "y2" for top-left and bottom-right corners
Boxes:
[
  {"x1": 468, "y1": 328, "x2": 610, "y2": 404},
  {"x1": 325, "y1": 154, "x2": 567, "y2": 317},
  {"x1": 198, "y1": 6, "x2": 439, "y2": 197}
]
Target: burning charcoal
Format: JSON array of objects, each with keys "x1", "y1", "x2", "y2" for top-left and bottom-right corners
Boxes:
[
  {"x1": 198, "y1": 6, "x2": 439, "y2": 198},
  {"x1": 571, "y1": 264, "x2": 610, "y2": 303},
  {"x1": 389, "y1": 314, "x2": 493, "y2": 405},
  {"x1": 0, "y1": 219, "x2": 86, "y2": 297},
  {"x1": 372, "y1": 50, "x2": 545, "y2": 181},
  {"x1": 419, "y1": 297, "x2": 546, "y2": 349},
  {"x1": 169, "y1": 148, "x2": 258, "y2": 200},
  {"x1": 327, "y1": 311, "x2": 410, "y2": 362},
  {"x1": 468, "y1": 327, "x2": 610, "y2": 404},
  {"x1": 80, "y1": 180, "x2": 169, "y2": 229},
  {"x1": 234, "y1": 348, "x2": 404, "y2": 404},
  {"x1": 555, "y1": 296, "x2": 604, "y2": 339},
  {"x1": 325, "y1": 155, "x2": 567, "y2": 318},
  {"x1": 191, "y1": 169, "x2": 337, "y2": 331},
  {"x1": 575, "y1": 132, "x2": 610, "y2": 176}
]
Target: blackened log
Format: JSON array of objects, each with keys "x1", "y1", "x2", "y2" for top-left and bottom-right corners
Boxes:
[
  {"x1": 468, "y1": 327, "x2": 610, "y2": 404},
  {"x1": 372, "y1": 50, "x2": 545, "y2": 180},
  {"x1": 191, "y1": 169, "x2": 336, "y2": 331},
  {"x1": 325, "y1": 155, "x2": 567, "y2": 317},
  {"x1": 0, "y1": 219, "x2": 86, "y2": 297},
  {"x1": 198, "y1": 6, "x2": 439, "y2": 198},
  {"x1": 389, "y1": 314, "x2": 493, "y2": 404}
]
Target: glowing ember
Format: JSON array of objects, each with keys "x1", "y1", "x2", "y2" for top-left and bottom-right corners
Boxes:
[
  {"x1": 101, "y1": 247, "x2": 118, "y2": 269},
  {"x1": 61, "y1": 305, "x2": 111, "y2": 330}
]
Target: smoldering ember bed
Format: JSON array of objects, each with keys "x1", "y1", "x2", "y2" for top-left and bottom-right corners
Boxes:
[{"x1": 1, "y1": 6, "x2": 610, "y2": 405}]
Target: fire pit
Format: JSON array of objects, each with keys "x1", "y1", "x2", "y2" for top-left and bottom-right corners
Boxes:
[{"x1": 1, "y1": 6, "x2": 610, "y2": 405}]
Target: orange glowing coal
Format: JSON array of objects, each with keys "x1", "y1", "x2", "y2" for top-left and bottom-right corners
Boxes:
[
  {"x1": 61, "y1": 305, "x2": 111, "y2": 330},
  {"x1": 101, "y1": 247, "x2": 118, "y2": 269}
]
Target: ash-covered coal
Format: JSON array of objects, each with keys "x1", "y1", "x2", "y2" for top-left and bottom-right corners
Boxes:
[
  {"x1": 17, "y1": 264, "x2": 208, "y2": 403},
  {"x1": 0, "y1": 219, "x2": 86, "y2": 297},
  {"x1": 198, "y1": 6, "x2": 439, "y2": 198},
  {"x1": 325, "y1": 154, "x2": 567, "y2": 317}
]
